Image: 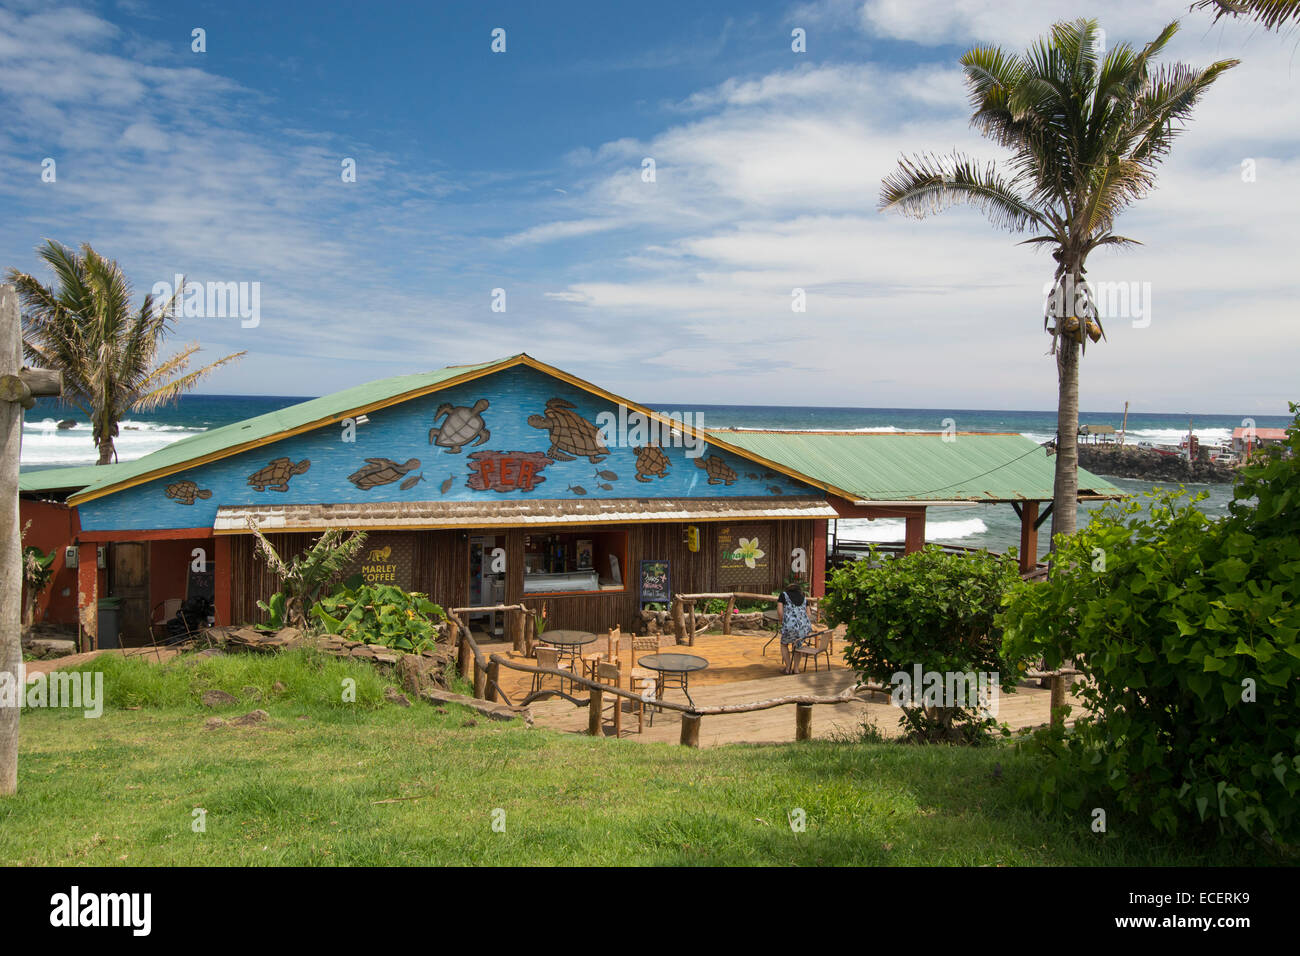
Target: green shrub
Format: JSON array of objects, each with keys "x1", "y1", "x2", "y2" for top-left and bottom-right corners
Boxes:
[
  {"x1": 311, "y1": 577, "x2": 445, "y2": 653},
  {"x1": 823, "y1": 545, "x2": 1025, "y2": 743},
  {"x1": 1001, "y1": 408, "x2": 1300, "y2": 849}
]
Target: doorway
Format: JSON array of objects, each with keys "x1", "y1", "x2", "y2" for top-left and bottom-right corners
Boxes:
[
  {"x1": 110, "y1": 541, "x2": 151, "y2": 646},
  {"x1": 467, "y1": 534, "x2": 506, "y2": 637}
]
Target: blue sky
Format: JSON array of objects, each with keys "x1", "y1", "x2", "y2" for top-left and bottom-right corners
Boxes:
[{"x1": 1, "y1": 0, "x2": 1297, "y2": 414}]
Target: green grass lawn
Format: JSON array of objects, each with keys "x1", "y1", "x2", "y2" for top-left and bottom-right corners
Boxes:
[{"x1": 0, "y1": 650, "x2": 1257, "y2": 866}]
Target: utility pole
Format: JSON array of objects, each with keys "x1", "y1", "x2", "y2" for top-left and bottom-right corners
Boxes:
[
  {"x1": 1119, "y1": 401, "x2": 1129, "y2": 446},
  {"x1": 1, "y1": 283, "x2": 62, "y2": 796}
]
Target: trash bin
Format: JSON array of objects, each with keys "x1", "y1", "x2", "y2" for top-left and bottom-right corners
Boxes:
[{"x1": 97, "y1": 597, "x2": 121, "y2": 649}]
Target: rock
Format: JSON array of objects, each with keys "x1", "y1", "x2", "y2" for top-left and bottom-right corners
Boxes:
[
  {"x1": 461, "y1": 719, "x2": 478, "y2": 728},
  {"x1": 225, "y1": 626, "x2": 303, "y2": 654},
  {"x1": 384, "y1": 687, "x2": 411, "y2": 708},
  {"x1": 230, "y1": 709, "x2": 269, "y2": 726},
  {"x1": 374, "y1": 653, "x2": 398, "y2": 665},
  {"x1": 271, "y1": 681, "x2": 286, "y2": 693},
  {"x1": 396, "y1": 653, "x2": 448, "y2": 696},
  {"x1": 57, "y1": 419, "x2": 77, "y2": 430},
  {"x1": 351, "y1": 645, "x2": 377, "y2": 659},
  {"x1": 203, "y1": 717, "x2": 226, "y2": 730},
  {"x1": 201, "y1": 690, "x2": 238, "y2": 707},
  {"x1": 242, "y1": 685, "x2": 262, "y2": 700},
  {"x1": 420, "y1": 688, "x2": 531, "y2": 725},
  {"x1": 22, "y1": 638, "x2": 77, "y2": 659}
]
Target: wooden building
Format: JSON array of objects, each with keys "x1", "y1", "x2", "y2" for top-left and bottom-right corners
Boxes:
[{"x1": 18, "y1": 354, "x2": 1122, "y2": 646}]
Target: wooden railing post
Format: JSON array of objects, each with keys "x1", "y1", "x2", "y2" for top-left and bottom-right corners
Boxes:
[
  {"x1": 509, "y1": 607, "x2": 524, "y2": 654},
  {"x1": 588, "y1": 687, "x2": 603, "y2": 736},
  {"x1": 473, "y1": 656, "x2": 487, "y2": 700},
  {"x1": 485, "y1": 659, "x2": 500, "y2": 703},
  {"x1": 686, "y1": 601, "x2": 697, "y2": 647},
  {"x1": 457, "y1": 622, "x2": 472, "y2": 681},
  {"x1": 795, "y1": 703, "x2": 813, "y2": 741},
  {"x1": 722, "y1": 594, "x2": 735, "y2": 635},
  {"x1": 680, "y1": 713, "x2": 701, "y2": 747},
  {"x1": 671, "y1": 597, "x2": 686, "y2": 645}
]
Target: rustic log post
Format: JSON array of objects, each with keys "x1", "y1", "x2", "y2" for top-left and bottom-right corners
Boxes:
[
  {"x1": 457, "y1": 623, "x2": 472, "y2": 681},
  {"x1": 722, "y1": 594, "x2": 735, "y2": 635},
  {"x1": 671, "y1": 596, "x2": 686, "y2": 645},
  {"x1": 795, "y1": 703, "x2": 813, "y2": 741},
  {"x1": 509, "y1": 607, "x2": 524, "y2": 654},
  {"x1": 680, "y1": 713, "x2": 701, "y2": 747},
  {"x1": 686, "y1": 600, "x2": 696, "y2": 647},
  {"x1": 1049, "y1": 672, "x2": 1066, "y2": 729},
  {"x1": 485, "y1": 659, "x2": 500, "y2": 703},
  {"x1": 588, "y1": 687, "x2": 603, "y2": 736},
  {"x1": 473, "y1": 655, "x2": 487, "y2": 700}
]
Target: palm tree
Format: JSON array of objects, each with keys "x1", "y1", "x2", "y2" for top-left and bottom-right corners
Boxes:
[
  {"x1": 1192, "y1": 0, "x2": 1300, "y2": 30},
  {"x1": 880, "y1": 19, "x2": 1236, "y2": 544},
  {"x1": 7, "y1": 240, "x2": 246, "y2": 465}
]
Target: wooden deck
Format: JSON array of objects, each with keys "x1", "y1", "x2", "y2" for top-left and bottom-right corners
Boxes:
[{"x1": 479, "y1": 628, "x2": 1081, "y2": 747}]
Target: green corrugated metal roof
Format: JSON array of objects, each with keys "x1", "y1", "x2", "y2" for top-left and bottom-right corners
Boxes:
[
  {"x1": 707, "y1": 430, "x2": 1123, "y2": 503},
  {"x1": 68, "y1": 356, "x2": 514, "y2": 503},
  {"x1": 19, "y1": 463, "x2": 134, "y2": 495}
]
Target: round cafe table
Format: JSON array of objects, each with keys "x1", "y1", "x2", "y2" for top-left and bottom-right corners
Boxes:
[
  {"x1": 636, "y1": 652, "x2": 708, "y2": 709},
  {"x1": 537, "y1": 630, "x2": 598, "y2": 666}
]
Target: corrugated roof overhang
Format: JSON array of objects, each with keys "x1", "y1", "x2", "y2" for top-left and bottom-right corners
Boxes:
[{"x1": 214, "y1": 496, "x2": 838, "y2": 533}]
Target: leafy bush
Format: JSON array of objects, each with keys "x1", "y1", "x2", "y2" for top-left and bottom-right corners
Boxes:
[
  {"x1": 1001, "y1": 407, "x2": 1300, "y2": 849},
  {"x1": 311, "y1": 577, "x2": 445, "y2": 653},
  {"x1": 250, "y1": 525, "x2": 369, "y2": 628},
  {"x1": 823, "y1": 545, "x2": 1025, "y2": 743}
]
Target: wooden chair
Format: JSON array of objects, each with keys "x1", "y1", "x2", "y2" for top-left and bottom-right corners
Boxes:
[
  {"x1": 582, "y1": 626, "x2": 620, "y2": 682},
  {"x1": 532, "y1": 646, "x2": 575, "y2": 696},
  {"x1": 597, "y1": 659, "x2": 645, "y2": 736},
  {"x1": 795, "y1": 627, "x2": 834, "y2": 672}
]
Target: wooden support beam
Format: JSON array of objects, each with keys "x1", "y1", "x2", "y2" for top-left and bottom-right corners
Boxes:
[
  {"x1": 18, "y1": 367, "x2": 61, "y2": 396},
  {"x1": 904, "y1": 511, "x2": 926, "y2": 554},
  {"x1": 457, "y1": 624, "x2": 472, "y2": 680},
  {"x1": 1034, "y1": 502, "x2": 1054, "y2": 531},
  {"x1": 485, "y1": 659, "x2": 500, "y2": 703},
  {"x1": 1, "y1": 285, "x2": 21, "y2": 794},
  {"x1": 721, "y1": 595, "x2": 735, "y2": 635},
  {"x1": 473, "y1": 657, "x2": 487, "y2": 700},
  {"x1": 1017, "y1": 500, "x2": 1039, "y2": 575}
]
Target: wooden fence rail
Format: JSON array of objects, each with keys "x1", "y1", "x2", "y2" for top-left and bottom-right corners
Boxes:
[
  {"x1": 444, "y1": 606, "x2": 1082, "y2": 745},
  {"x1": 669, "y1": 591, "x2": 821, "y2": 645}
]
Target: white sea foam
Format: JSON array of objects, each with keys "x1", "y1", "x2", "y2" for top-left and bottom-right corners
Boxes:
[
  {"x1": 835, "y1": 517, "x2": 988, "y2": 543},
  {"x1": 20, "y1": 419, "x2": 207, "y2": 466}
]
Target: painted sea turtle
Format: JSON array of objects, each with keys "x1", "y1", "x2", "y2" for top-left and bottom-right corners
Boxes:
[
  {"x1": 527, "y1": 398, "x2": 609, "y2": 463},
  {"x1": 247, "y1": 457, "x2": 311, "y2": 492},
  {"x1": 165, "y1": 480, "x2": 212, "y2": 505},
  {"x1": 694, "y1": 454, "x2": 737, "y2": 486},
  {"x1": 348, "y1": 457, "x2": 421, "y2": 490},
  {"x1": 633, "y1": 444, "x2": 670, "y2": 483},
  {"x1": 428, "y1": 399, "x2": 490, "y2": 453}
]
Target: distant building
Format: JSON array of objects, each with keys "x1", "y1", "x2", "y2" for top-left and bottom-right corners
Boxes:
[
  {"x1": 1232, "y1": 426, "x2": 1289, "y2": 455},
  {"x1": 1078, "y1": 424, "x2": 1117, "y2": 443}
]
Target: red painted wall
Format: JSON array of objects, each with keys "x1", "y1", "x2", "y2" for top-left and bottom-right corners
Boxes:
[{"x1": 18, "y1": 499, "x2": 79, "y2": 627}]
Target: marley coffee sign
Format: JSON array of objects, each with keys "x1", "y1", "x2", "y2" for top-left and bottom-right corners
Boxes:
[
  {"x1": 347, "y1": 534, "x2": 415, "y2": 590},
  {"x1": 717, "y1": 525, "x2": 769, "y2": 591}
]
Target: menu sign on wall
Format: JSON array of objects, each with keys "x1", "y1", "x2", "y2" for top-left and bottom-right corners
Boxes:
[{"x1": 639, "y1": 560, "x2": 671, "y2": 604}]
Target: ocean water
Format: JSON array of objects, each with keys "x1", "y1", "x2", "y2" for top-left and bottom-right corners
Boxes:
[{"x1": 20, "y1": 395, "x2": 1283, "y2": 557}]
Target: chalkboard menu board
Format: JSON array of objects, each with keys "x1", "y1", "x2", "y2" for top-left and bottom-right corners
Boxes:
[{"x1": 639, "y1": 560, "x2": 671, "y2": 604}]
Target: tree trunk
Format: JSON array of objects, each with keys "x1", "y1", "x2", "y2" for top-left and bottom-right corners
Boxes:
[
  {"x1": 1, "y1": 284, "x2": 23, "y2": 796},
  {"x1": 1050, "y1": 332, "x2": 1081, "y2": 546},
  {"x1": 96, "y1": 435, "x2": 116, "y2": 466}
]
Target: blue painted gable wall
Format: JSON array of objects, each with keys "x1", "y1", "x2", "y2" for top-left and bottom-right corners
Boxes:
[{"x1": 78, "y1": 365, "x2": 815, "y2": 531}]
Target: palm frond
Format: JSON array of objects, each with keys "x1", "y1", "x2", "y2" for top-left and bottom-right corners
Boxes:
[
  {"x1": 879, "y1": 152, "x2": 1048, "y2": 233},
  {"x1": 1191, "y1": 0, "x2": 1300, "y2": 31}
]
